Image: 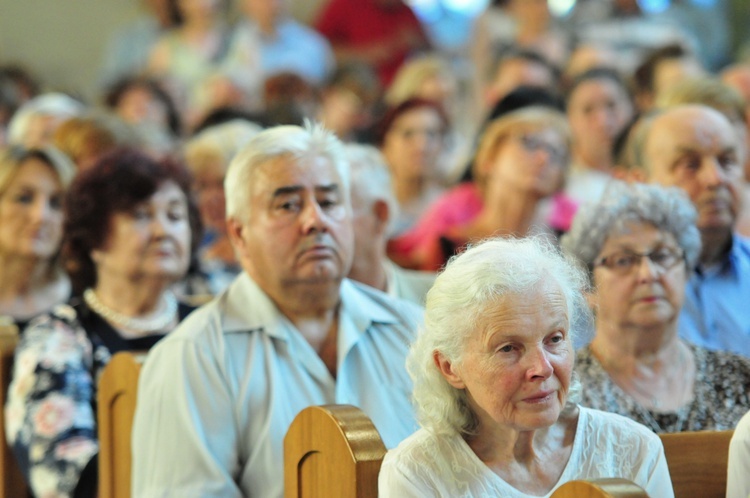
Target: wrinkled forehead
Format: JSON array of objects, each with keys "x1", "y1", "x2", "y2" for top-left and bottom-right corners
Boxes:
[
  {"x1": 250, "y1": 155, "x2": 348, "y2": 197},
  {"x1": 650, "y1": 108, "x2": 738, "y2": 156}
]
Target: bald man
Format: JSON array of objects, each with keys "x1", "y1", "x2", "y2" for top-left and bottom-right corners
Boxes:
[{"x1": 629, "y1": 104, "x2": 750, "y2": 356}]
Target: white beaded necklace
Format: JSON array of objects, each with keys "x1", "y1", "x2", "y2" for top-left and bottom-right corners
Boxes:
[{"x1": 83, "y1": 288, "x2": 177, "y2": 333}]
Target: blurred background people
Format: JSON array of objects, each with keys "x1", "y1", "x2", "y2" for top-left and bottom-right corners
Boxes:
[
  {"x1": 375, "y1": 98, "x2": 450, "y2": 236},
  {"x1": 345, "y1": 143, "x2": 435, "y2": 305},
  {"x1": 6, "y1": 93, "x2": 85, "y2": 149},
  {"x1": 564, "y1": 67, "x2": 634, "y2": 204},
  {"x1": 632, "y1": 43, "x2": 706, "y2": 112},
  {"x1": 389, "y1": 106, "x2": 575, "y2": 271},
  {"x1": 315, "y1": 0, "x2": 430, "y2": 87},
  {"x1": 0, "y1": 146, "x2": 75, "y2": 329},
  {"x1": 5, "y1": 148, "x2": 201, "y2": 497},
  {"x1": 563, "y1": 181, "x2": 750, "y2": 433},
  {"x1": 380, "y1": 236, "x2": 672, "y2": 497}
]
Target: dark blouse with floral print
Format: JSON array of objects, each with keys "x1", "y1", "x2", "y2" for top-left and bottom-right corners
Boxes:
[
  {"x1": 5, "y1": 299, "x2": 193, "y2": 497},
  {"x1": 575, "y1": 344, "x2": 750, "y2": 433}
]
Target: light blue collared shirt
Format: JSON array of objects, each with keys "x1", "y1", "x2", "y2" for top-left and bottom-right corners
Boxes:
[
  {"x1": 132, "y1": 273, "x2": 421, "y2": 498},
  {"x1": 679, "y1": 234, "x2": 750, "y2": 357}
]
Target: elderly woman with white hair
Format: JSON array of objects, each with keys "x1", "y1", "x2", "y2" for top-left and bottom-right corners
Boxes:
[
  {"x1": 379, "y1": 236, "x2": 673, "y2": 497},
  {"x1": 561, "y1": 181, "x2": 750, "y2": 433}
]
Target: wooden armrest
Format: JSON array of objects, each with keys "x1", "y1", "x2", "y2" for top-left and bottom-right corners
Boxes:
[
  {"x1": 284, "y1": 404, "x2": 386, "y2": 498},
  {"x1": 552, "y1": 478, "x2": 650, "y2": 498},
  {"x1": 659, "y1": 430, "x2": 733, "y2": 498},
  {"x1": 0, "y1": 324, "x2": 27, "y2": 498}
]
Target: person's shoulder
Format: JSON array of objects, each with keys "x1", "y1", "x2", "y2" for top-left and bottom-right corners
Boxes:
[
  {"x1": 697, "y1": 345, "x2": 750, "y2": 375},
  {"x1": 383, "y1": 428, "x2": 448, "y2": 468},
  {"x1": 345, "y1": 279, "x2": 424, "y2": 322},
  {"x1": 580, "y1": 406, "x2": 660, "y2": 445}
]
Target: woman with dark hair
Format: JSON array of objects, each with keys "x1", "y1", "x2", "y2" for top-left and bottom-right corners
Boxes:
[
  {"x1": 0, "y1": 146, "x2": 75, "y2": 329},
  {"x1": 375, "y1": 97, "x2": 450, "y2": 235},
  {"x1": 5, "y1": 148, "x2": 201, "y2": 497}
]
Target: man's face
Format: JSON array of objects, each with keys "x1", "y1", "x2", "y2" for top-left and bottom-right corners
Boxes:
[
  {"x1": 230, "y1": 156, "x2": 354, "y2": 300},
  {"x1": 643, "y1": 106, "x2": 743, "y2": 237}
]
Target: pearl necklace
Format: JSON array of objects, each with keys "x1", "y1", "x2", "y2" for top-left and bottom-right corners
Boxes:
[{"x1": 83, "y1": 288, "x2": 177, "y2": 333}]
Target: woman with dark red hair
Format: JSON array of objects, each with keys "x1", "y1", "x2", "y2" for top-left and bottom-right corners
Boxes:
[
  {"x1": 5, "y1": 148, "x2": 201, "y2": 497},
  {"x1": 375, "y1": 97, "x2": 450, "y2": 235}
]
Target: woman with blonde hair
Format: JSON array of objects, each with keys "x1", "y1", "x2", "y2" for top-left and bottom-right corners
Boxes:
[
  {"x1": 388, "y1": 106, "x2": 576, "y2": 271},
  {"x1": 0, "y1": 146, "x2": 75, "y2": 329}
]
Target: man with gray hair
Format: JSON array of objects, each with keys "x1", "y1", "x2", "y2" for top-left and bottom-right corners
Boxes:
[
  {"x1": 132, "y1": 123, "x2": 421, "y2": 497},
  {"x1": 345, "y1": 143, "x2": 436, "y2": 305},
  {"x1": 628, "y1": 103, "x2": 750, "y2": 357}
]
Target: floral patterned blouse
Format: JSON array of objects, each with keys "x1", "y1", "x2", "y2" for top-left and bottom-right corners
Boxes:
[
  {"x1": 575, "y1": 344, "x2": 750, "y2": 433},
  {"x1": 5, "y1": 300, "x2": 193, "y2": 498}
]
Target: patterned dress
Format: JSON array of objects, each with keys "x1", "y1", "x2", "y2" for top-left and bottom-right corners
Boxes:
[
  {"x1": 575, "y1": 344, "x2": 750, "y2": 433},
  {"x1": 4, "y1": 300, "x2": 192, "y2": 497}
]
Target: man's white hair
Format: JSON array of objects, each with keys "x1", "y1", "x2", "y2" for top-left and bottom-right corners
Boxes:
[{"x1": 224, "y1": 122, "x2": 349, "y2": 221}]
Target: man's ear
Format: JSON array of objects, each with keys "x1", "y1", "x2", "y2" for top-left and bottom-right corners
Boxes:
[
  {"x1": 434, "y1": 351, "x2": 465, "y2": 389},
  {"x1": 226, "y1": 218, "x2": 245, "y2": 253}
]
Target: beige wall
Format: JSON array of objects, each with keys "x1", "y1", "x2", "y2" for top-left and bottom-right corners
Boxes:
[{"x1": 0, "y1": 0, "x2": 326, "y2": 103}]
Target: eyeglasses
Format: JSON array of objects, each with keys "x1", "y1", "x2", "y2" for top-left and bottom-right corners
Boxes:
[
  {"x1": 593, "y1": 247, "x2": 685, "y2": 274},
  {"x1": 517, "y1": 134, "x2": 567, "y2": 165}
]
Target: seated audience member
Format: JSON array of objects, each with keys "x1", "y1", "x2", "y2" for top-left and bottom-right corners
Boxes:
[
  {"x1": 564, "y1": 67, "x2": 635, "y2": 204},
  {"x1": 53, "y1": 111, "x2": 144, "y2": 170},
  {"x1": 379, "y1": 236, "x2": 673, "y2": 497},
  {"x1": 316, "y1": 62, "x2": 381, "y2": 142},
  {"x1": 655, "y1": 77, "x2": 750, "y2": 239},
  {"x1": 314, "y1": 0, "x2": 430, "y2": 87},
  {"x1": 5, "y1": 148, "x2": 201, "y2": 497},
  {"x1": 132, "y1": 123, "x2": 422, "y2": 497},
  {"x1": 727, "y1": 409, "x2": 750, "y2": 498},
  {"x1": 180, "y1": 118, "x2": 263, "y2": 296},
  {"x1": 97, "y1": 0, "x2": 182, "y2": 89},
  {"x1": 625, "y1": 104, "x2": 750, "y2": 357},
  {"x1": 104, "y1": 75, "x2": 184, "y2": 149},
  {"x1": 632, "y1": 43, "x2": 705, "y2": 112},
  {"x1": 389, "y1": 106, "x2": 576, "y2": 271},
  {"x1": 481, "y1": 48, "x2": 560, "y2": 113},
  {"x1": 562, "y1": 181, "x2": 750, "y2": 432},
  {"x1": 375, "y1": 98, "x2": 450, "y2": 235},
  {"x1": 235, "y1": 0, "x2": 334, "y2": 86},
  {"x1": 345, "y1": 143, "x2": 435, "y2": 305},
  {"x1": 0, "y1": 146, "x2": 75, "y2": 329},
  {"x1": 147, "y1": 0, "x2": 260, "y2": 129},
  {"x1": 6, "y1": 93, "x2": 85, "y2": 148}
]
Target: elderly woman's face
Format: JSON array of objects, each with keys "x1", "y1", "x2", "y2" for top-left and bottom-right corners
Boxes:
[
  {"x1": 438, "y1": 279, "x2": 573, "y2": 433},
  {"x1": 486, "y1": 127, "x2": 567, "y2": 198},
  {"x1": 91, "y1": 181, "x2": 191, "y2": 285},
  {"x1": 590, "y1": 222, "x2": 687, "y2": 330},
  {"x1": 0, "y1": 158, "x2": 64, "y2": 260},
  {"x1": 381, "y1": 107, "x2": 445, "y2": 182}
]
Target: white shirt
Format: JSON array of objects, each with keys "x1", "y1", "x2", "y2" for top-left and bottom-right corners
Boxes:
[
  {"x1": 379, "y1": 406, "x2": 674, "y2": 498},
  {"x1": 727, "y1": 410, "x2": 750, "y2": 498},
  {"x1": 132, "y1": 273, "x2": 421, "y2": 498}
]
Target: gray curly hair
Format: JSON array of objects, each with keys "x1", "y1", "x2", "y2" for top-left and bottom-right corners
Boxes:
[
  {"x1": 408, "y1": 235, "x2": 589, "y2": 436},
  {"x1": 560, "y1": 180, "x2": 701, "y2": 283}
]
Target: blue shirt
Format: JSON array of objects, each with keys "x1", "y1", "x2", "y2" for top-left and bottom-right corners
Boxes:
[
  {"x1": 132, "y1": 273, "x2": 421, "y2": 498},
  {"x1": 679, "y1": 234, "x2": 750, "y2": 357}
]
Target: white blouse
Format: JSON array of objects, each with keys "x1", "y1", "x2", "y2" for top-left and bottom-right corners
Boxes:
[{"x1": 379, "y1": 406, "x2": 673, "y2": 498}]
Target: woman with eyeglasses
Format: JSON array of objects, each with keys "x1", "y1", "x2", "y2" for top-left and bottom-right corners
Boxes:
[
  {"x1": 389, "y1": 106, "x2": 577, "y2": 272},
  {"x1": 561, "y1": 181, "x2": 750, "y2": 433}
]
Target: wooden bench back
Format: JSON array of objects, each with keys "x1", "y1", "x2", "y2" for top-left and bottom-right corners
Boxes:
[
  {"x1": 0, "y1": 323, "x2": 27, "y2": 498},
  {"x1": 97, "y1": 351, "x2": 145, "y2": 498},
  {"x1": 284, "y1": 404, "x2": 651, "y2": 498},
  {"x1": 284, "y1": 405, "x2": 387, "y2": 498},
  {"x1": 659, "y1": 430, "x2": 733, "y2": 498}
]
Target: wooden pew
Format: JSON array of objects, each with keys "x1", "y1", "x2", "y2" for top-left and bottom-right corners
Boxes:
[
  {"x1": 284, "y1": 404, "x2": 386, "y2": 498},
  {"x1": 284, "y1": 404, "x2": 650, "y2": 498},
  {"x1": 97, "y1": 351, "x2": 145, "y2": 498},
  {"x1": 0, "y1": 323, "x2": 28, "y2": 498},
  {"x1": 659, "y1": 430, "x2": 733, "y2": 498}
]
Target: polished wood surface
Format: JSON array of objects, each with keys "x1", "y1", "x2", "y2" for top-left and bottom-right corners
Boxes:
[
  {"x1": 0, "y1": 323, "x2": 27, "y2": 498},
  {"x1": 284, "y1": 404, "x2": 387, "y2": 498},
  {"x1": 659, "y1": 430, "x2": 733, "y2": 498},
  {"x1": 97, "y1": 351, "x2": 145, "y2": 498},
  {"x1": 552, "y1": 478, "x2": 650, "y2": 498}
]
